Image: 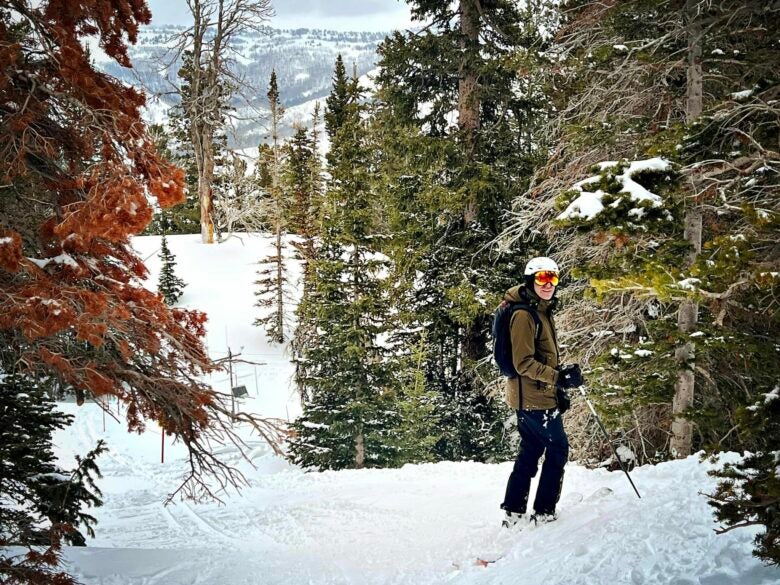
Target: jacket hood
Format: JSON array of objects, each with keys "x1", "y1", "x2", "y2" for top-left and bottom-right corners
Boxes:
[{"x1": 504, "y1": 284, "x2": 527, "y2": 303}]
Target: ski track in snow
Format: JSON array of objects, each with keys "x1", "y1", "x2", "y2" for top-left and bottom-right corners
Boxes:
[
  {"x1": 39, "y1": 235, "x2": 777, "y2": 585},
  {"x1": 59, "y1": 401, "x2": 779, "y2": 585}
]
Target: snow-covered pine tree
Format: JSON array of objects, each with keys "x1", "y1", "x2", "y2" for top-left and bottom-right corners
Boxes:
[
  {"x1": 255, "y1": 70, "x2": 290, "y2": 344},
  {"x1": 370, "y1": 0, "x2": 551, "y2": 461},
  {"x1": 289, "y1": 64, "x2": 398, "y2": 470},
  {"x1": 504, "y1": 1, "x2": 779, "y2": 472},
  {"x1": 708, "y1": 386, "x2": 780, "y2": 566},
  {"x1": 0, "y1": 373, "x2": 105, "y2": 583},
  {"x1": 158, "y1": 233, "x2": 186, "y2": 305}
]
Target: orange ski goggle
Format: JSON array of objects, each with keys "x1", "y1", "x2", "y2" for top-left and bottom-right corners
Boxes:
[{"x1": 534, "y1": 271, "x2": 559, "y2": 287}]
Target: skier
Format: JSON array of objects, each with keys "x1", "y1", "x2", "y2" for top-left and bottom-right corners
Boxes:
[{"x1": 497, "y1": 257, "x2": 583, "y2": 528}]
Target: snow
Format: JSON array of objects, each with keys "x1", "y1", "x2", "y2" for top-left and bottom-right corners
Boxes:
[
  {"x1": 591, "y1": 329, "x2": 614, "y2": 338},
  {"x1": 616, "y1": 445, "x2": 636, "y2": 462},
  {"x1": 142, "y1": 95, "x2": 171, "y2": 126},
  {"x1": 14, "y1": 233, "x2": 777, "y2": 585},
  {"x1": 557, "y1": 158, "x2": 671, "y2": 222},
  {"x1": 731, "y1": 89, "x2": 754, "y2": 100},
  {"x1": 747, "y1": 386, "x2": 780, "y2": 411},
  {"x1": 31, "y1": 472, "x2": 72, "y2": 482},
  {"x1": 677, "y1": 277, "x2": 702, "y2": 290},
  {"x1": 130, "y1": 234, "x2": 303, "y2": 421},
  {"x1": 559, "y1": 190, "x2": 605, "y2": 220},
  {"x1": 28, "y1": 253, "x2": 80, "y2": 269}
]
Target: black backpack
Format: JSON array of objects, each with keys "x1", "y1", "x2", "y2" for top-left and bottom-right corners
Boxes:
[{"x1": 492, "y1": 301, "x2": 542, "y2": 379}]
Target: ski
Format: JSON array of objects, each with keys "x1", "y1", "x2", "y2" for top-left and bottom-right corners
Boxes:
[{"x1": 465, "y1": 487, "x2": 615, "y2": 569}]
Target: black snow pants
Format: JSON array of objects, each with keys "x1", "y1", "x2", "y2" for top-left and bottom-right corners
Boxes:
[{"x1": 501, "y1": 408, "x2": 569, "y2": 516}]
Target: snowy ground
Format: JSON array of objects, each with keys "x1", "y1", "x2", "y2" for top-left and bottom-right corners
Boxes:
[
  {"x1": 131, "y1": 233, "x2": 303, "y2": 423},
  {"x1": 37, "y1": 235, "x2": 780, "y2": 584}
]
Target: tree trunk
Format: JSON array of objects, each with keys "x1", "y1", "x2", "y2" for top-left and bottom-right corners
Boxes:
[
  {"x1": 270, "y1": 82, "x2": 285, "y2": 342},
  {"x1": 458, "y1": 0, "x2": 480, "y2": 150},
  {"x1": 199, "y1": 141, "x2": 215, "y2": 244},
  {"x1": 458, "y1": 0, "x2": 485, "y2": 364},
  {"x1": 685, "y1": 0, "x2": 703, "y2": 121},
  {"x1": 275, "y1": 230, "x2": 284, "y2": 341},
  {"x1": 671, "y1": 0, "x2": 703, "y2": 458},
  {"x1": 188, "y1": 0, "x2": 216, "y2": 244},
  {"x1": 354, "y1": 428, "x2": 365, "y2": 469},
  {"x1": 459, "y1": 0, "x2": 481, "y2": 226}
]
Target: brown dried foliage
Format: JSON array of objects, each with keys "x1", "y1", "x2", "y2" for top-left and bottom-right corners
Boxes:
[
  {"x1": 0, "y1": 0, "x2": 287, "y2": 525},
  {"x1": 0, "y1": 525, "x2": 78, "y2": 585}
]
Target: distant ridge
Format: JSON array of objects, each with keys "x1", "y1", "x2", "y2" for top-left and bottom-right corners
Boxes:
[{"x1": 96, "y1": 26, "x2": 387, "y2": 147}]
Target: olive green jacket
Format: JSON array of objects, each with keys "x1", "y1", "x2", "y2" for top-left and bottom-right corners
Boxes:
[{"x1": 503, "y1": 285, "x2": 561, "y2": 410}]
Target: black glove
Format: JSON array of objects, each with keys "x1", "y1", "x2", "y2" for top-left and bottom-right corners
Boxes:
[
  {"x1": 557, "y1": 364, "x2": 583, "y2": 390},
  {"x1": 556, "y1": 386, "x2": 571, "y2": 414}
]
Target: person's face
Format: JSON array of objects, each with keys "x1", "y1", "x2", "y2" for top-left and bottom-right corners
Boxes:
[
  {"x1": 534, "y1": 280, "x2": 556, "y2": 300},
  {"x1": 532, "y1": 270, "x2": 558, "y2": 300}
]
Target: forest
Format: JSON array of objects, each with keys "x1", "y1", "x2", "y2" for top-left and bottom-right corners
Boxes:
[{"x1": 0, "y1": 0, "x2": 778, "y2": 582}]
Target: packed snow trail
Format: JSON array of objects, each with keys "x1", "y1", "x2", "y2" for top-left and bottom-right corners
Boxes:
[
  {"x1": 45, "y1": 236, "x2": 778, "y2": 584},
  {"x1": 54, "y1": 399, "x2": 777, "y2": 585}
]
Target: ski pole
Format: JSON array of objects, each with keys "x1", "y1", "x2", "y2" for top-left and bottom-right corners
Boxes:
[{"x1": 578, "y1": 386, "x2": 641, "y2": 499}]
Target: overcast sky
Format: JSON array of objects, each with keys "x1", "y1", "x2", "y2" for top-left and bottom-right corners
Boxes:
[{"x1": 147, "y1": 0, "x2": 415, "y2": 32}]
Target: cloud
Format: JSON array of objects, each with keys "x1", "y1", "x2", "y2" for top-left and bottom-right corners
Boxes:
[
  {"x1": 275, "y1": 0, "x2": 401, "y2": 18},
  {"x1": 146, "y1": 0, "x2": 411, "y2": 28}
]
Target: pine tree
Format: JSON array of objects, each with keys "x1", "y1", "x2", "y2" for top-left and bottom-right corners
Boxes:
[
  {"x1": 508, "y1": 1, "x2": 777, "y2": 457},
  {"x1": 708, "y1": 386, "x2": 780, "y2": 566},
  {"x1": 0, "y1": 373, "x2": 105, "y2": 582},
  {"x1": 324, "y1": 54, "x2": 349, "y2": 165},
  {"x1": 144, "y1": 123, "x2": 200, "y2": 236},
  {"x1": 284, "y1": 124, "x2": 319, "y2": 241},
  {"x1": 289, "y1": 68, "x2": 398, "y2": 470},
  {"x1": 146, "y1": 51, "x2": 211, "y2": 236},
  {"x1": 0, "y1": 372, "x2": 106, "y2": 546},
  {"x1": 158, "y1": 233, "x2": 186, "y2": 305},
  {"x1": 386, "y1": 331, "x2": 441, "y2": 463},
  {"x1": 290, "y1": 105, "x2": 325, "y2": 405},
  {"x1": 370, "y1": 0, "x2": 547, "y2": 461},
  {"x1": 145, "y1": 115, "x2": 200, "y2": 235},
  {"x1": 255, "y1": 70, "x2": 290, "y2": 344}
]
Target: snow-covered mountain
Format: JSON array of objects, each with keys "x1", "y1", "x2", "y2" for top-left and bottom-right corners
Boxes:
[
  {"x1": 44, "y1": 234, "x2": 779, "y2": 585},
  {"x1": 96, "y1": 26, "x2": 387, "y2": 147}
]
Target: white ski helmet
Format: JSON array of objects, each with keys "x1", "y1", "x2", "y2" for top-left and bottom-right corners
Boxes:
[{"x1": 524, "y1": 256, "x2": 559, "y2": 276}]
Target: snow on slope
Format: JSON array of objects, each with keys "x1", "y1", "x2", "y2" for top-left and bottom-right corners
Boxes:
[
  {"x1": 46, "y1": 234, "x2": 778, "y2": 585},
  {"x1": 131, "y1": 233, "x2": 303, "y2": 422}
]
